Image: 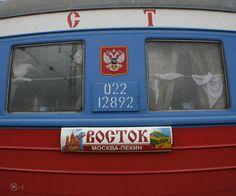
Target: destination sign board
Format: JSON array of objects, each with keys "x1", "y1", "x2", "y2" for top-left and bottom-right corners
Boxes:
[{"x1": 61, "y1": 127, "x2": 173, "y2": 153}]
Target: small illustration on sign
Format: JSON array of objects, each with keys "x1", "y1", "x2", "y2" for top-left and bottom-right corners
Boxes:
[
  {"x1": 100, "y1": 46, "x2": 128, "y2": 76},
  {"x1": 150, "y1": 129, "x2": 172, "y2": 149},
  {"x1": 62, "y1": 129, "x2": 85, "y2": 152}
]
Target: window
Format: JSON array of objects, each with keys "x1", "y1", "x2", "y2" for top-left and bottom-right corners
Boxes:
[
  {"x1": 147, "y1": 41, "x2": 228, "y2": 111},
  {"x1": 8, "y1": 42, "x2": 83, "y2": 112}
]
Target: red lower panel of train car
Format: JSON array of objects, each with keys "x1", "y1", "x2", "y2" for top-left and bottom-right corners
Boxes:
[{"x1": 0, "y1": 126, "x2": 235, "y2": 195}]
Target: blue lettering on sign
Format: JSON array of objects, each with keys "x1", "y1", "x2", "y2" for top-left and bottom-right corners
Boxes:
[{"x1": 92, "y1": 82, "x2": 139, "y2": 112}]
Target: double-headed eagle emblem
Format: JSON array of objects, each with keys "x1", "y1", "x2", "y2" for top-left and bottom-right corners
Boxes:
[
  {"x1": 101, "y1": 46, "x2": 128, "y2": 76},
  {"x1": 103, "y1": 49, "x2": 125, "y2": 72}
]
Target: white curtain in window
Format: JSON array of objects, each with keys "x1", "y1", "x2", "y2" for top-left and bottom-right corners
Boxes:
[
  {"x1": 192, "y1": 72, "x2": 223, "y2": 108},
  {"x1": 73, "y1": 48, "x2": 83, "y2": 65},
  {"x1": 150, "y1": 72, "x2": 184, "y2": 104},
  {"x1": 11, "y1": 63, "x2": 34, "y2": 99},
  {"x1": 148, "y1": 42, "x2": 227, "y2": 110},
  {"x1": 13, "y1": 63, "x2": 33, "y2": 79}
]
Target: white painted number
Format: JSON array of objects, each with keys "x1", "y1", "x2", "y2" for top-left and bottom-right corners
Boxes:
[
  {"x1": 104, "y1": 83, "x2": 111, "y2": 95},
  {"x1": 119, "y1": 97, "x2": 126, "y2": 108},
  {"x1": 127, "y1": 97, "x2": 134, "y2": 108},
  {"x1": 97, "y1": 83, "x2": 136, "y2": 110}
]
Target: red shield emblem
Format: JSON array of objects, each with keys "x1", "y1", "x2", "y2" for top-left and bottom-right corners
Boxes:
[{"x1": 100, "y1": 46, "x2": 128, "y2": 76}]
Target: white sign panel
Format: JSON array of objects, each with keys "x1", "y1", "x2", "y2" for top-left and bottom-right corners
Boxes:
[{"x1": 61, "y1": 127, "x2": 173, "y2": 152}]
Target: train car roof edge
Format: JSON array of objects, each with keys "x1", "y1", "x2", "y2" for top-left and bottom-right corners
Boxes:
[{"x1": 0, "y1": 0, "x2": 236, "y2": 19}]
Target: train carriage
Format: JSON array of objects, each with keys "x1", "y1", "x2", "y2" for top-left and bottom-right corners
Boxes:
[{"x1": 0, "y1": 0, "x2": 236, "y2": 195}]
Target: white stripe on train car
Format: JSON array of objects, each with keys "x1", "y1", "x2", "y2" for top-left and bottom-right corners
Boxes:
[{"x1": 0, "y1": 9, "x2": 236, "y2": 37}]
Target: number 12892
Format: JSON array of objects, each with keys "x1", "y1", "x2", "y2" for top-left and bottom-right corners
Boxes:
[{"x1": 92, "y1": 82, "x2": 139, "y2": 112}]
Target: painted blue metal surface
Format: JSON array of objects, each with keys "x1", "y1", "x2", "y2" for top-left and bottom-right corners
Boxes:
[{"x1": 0, "y1": 28, "x2": 236, "y2": 127}]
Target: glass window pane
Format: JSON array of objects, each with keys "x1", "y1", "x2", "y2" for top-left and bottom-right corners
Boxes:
[
  {"x1": 8, "y1": 42, "x2": 83, "y2": 112},
  {"x1": 147, "y1": 41, "x2": 228, "y2": 111}
]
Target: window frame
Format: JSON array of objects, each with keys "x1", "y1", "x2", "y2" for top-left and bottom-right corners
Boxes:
[
  {"x1": 7, "y1": 41, "x2": 85, "y2": 113},
  {"x1": 146, "y1": 39, "x2": 230, "y2": 112}
]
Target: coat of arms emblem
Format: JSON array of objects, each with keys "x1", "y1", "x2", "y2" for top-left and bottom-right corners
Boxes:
[{"x1": 100, "y1": 46, "x2": 128, "y2": 76}]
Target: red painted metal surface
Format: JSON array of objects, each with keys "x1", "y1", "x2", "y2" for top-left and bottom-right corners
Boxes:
[{"x1": 0, "y1": 126, "x2": 236, "y2": 195}]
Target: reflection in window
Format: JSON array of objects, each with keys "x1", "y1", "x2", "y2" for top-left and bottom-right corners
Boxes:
[
  {"x1": 148, "y1": 41, "x2": 228, "y2": 111},
  {"x1": 9, "y1": 42, "x2": 83, "y2": 112}
]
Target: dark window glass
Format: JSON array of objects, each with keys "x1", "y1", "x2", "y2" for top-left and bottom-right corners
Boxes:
[
  {"x1": 147, "y1": 41, "x2": 228, "y2": 111},
  {"x1": 9, "y1": 42, "x2": 83, "y2": 112}
]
